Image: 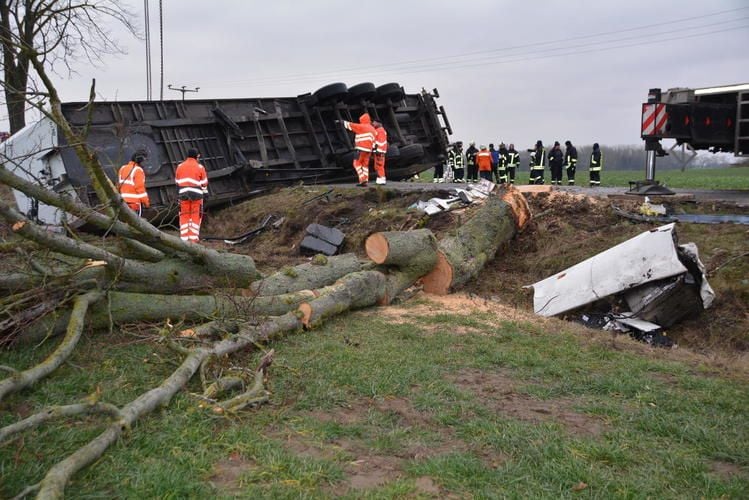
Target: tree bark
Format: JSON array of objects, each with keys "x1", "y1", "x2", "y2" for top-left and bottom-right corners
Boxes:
[
  {"x1": 249, "y1": 253, "x2": 363, "y2": 296},
  {"x1": 365, "y1": 228, "x2": 437, "y2": 266},
  {"x1": 298, "y1": 271, "x2": 386, "y2": 328},
  {"x1": 422, "y1": 191, "x2": 524, "y2": 295}
]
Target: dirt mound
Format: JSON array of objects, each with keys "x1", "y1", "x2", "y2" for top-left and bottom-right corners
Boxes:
[
  {"x1": 201, "y1": 186, "x2": 460, "y2": 272},
  {"x1": 202, "y1": 185, "x2": 748, "y2": 353}
]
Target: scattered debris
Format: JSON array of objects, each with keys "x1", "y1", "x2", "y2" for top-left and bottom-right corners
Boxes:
[
  {"x1": 410, "y1": 179, "x2": 496, "y2": 215},
  {"x1": 300, "y1": 223, "x2": 345, "y2": 256},
  {"x1": 203, "y1": 214, "x2": 279, "y2": 245},
  {"x1": 613, "y1": 205, "x2": 749, "y2": 225},
  {"x1": 529, "y1": 223, "x2": 714, "y2": 345}
]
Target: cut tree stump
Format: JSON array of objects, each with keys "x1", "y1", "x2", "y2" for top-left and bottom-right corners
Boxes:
[{"x1": 422, "y1": 187, "x2": 530, "y2": 295}]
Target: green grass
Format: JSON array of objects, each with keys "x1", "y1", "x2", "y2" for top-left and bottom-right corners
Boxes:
[
  {"x1": 1, "y1": 308, "x2": 748, "y2": 498},
  {"x1": 415, "y1": 166, "x2": 749, "y2": 190}
]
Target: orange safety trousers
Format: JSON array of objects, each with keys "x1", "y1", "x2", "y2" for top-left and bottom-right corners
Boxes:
[
  {"x1": 126, "y1": 202, "x2": 143, "y2": 216},
  {"x1": 353, "y1": 151, "x2": 371, "y2": 184},
  {"x1": 179, "y1": 199, "x2": 203, "y2": 242},
  {"x1": 373, "y1": 153, "x2": 386, "y2": 178}
]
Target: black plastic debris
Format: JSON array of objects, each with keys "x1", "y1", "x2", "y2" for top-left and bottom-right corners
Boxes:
[
  {"x1": 300, "y1": 235, "x2": 338, "y2": 256},
  {"x1": 300, "y1": 223, "x2": 345, "y2": 256},
  {"x1": 306, "y1": 223, "x2": 345, "y2": 247}
]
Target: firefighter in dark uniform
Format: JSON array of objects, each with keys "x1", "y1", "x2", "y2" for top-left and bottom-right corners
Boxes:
[
  {"x1": 564, "y1": 140, "x2": 578, "y2": 185},
  {"x1": 489, "y1": 143, "x2": 499, "y2": 183},
  {"x1": 451, "y1": 142, "x2": 465, "y2": 182},
  {"x1": 528, "y1": 140, "x2": 546, "y2": 184},
  {"x1": 497, "y1": 142, "x2": 509, "y2": 184},
  {"x1": 548, "y1": 141, "x2": 564, "y2": 185},
  {"x1": 465, "y1": 141, "x2": 478, "y2": 183},
  {"x1": 506, "y1": 144, "x2": 519, "y2": 184},
  {"x1": 589, "y1": 142, "x2": 603, "y2": 187}
]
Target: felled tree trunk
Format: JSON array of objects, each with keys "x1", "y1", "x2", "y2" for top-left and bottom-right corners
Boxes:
[
  {"x1": 365, "y1": 229, "x2": 438, "y2": 304},
  {"x1": 249, "y1": 253, "x2": 363, "y2": 296},
  {"x1": 421, "y1": 187, "x2": 530, "y2": 295}
]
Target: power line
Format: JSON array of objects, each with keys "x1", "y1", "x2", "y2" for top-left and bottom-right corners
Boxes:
[
  {"x1": 212, "y1": 6, "x2": 749, "y2": 88},
  {"x1": 144, "y1": 0, "x2": 152, "y2": 100},
  {"x1": 159, "y1": 0, "x2": 164, "y2": 100},
  {"x1": 220, "y1": 16, "x2": 749, "y2": 89}
]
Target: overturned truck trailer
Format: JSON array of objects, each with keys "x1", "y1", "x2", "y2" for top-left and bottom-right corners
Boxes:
[{"x1": 4, "y1": 82, "x2": 452, "y2": 224}]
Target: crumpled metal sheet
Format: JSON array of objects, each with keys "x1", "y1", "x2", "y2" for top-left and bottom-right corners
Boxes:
[{"x1": 529, "y1": 223, "x2": 688, "y2": 317}]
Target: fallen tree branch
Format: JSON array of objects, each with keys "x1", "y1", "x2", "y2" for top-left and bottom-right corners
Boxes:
[
  {"x1": 0, "y1": 402, "x2": 122, "y2": 443},
  {"x1": 0, "y1": 290, "x2": 103, "y2": 402}
]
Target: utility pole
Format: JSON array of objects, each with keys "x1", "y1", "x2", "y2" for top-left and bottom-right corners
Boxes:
[{"x1": 167, "y1": 85, "x2": 200, "y2": 101}]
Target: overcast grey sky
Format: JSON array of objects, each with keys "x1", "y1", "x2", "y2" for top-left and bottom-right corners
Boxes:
[{"x1": 7, "y1": 0, "x2": 749, "y2": 148}]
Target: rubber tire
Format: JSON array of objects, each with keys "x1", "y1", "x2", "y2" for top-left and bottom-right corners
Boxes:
[
  {"x1": 314, "y1": 82, "x2": 348, "y2": 103},
  {"x1": 345, "y1": 82, "x2": 376, "y2": 103},
  {"x1": 375, "y1": 82, "x2": 405, "y2": 102},
  {"x1": 385, "y1": 144, "x2": 400, "y2": 159},
  {"x1": 398, "y1": 144, "x2": 424, "y2": 162}
]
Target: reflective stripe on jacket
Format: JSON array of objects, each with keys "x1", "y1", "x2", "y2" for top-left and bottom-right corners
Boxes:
[
  {"x1": 374, "y1": 126, "x2": 388, "y2": 153},
  {"x1": 590, "y1": 150, "x2": 603, "y2": 171},
  {"x1": 476, "y1": 149, "x2": 493, "y2": 172},
  {"x1": 344, "y1": 113, "x2": 375, "y2": 152},
  {"x1": 118, "y1": 162, "x2": 150, "y2": 207},
  {"x1": 175, "y1": 157, "x2": 208, "y2": 197}
]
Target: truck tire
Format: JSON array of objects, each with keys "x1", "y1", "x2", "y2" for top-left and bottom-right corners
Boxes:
[
  {"x1": 385, "y1": 144, "x2": 400, "y2": 159},
  {"x1": 376, "y1": 83, "x2": 405, "y2": 102},
  {"x1": 314, "y1": 82, "x2": 348, "y2": 103},
  {"x1": 346, "y1": 82, "x2": 376, "y2": 103},
  {"x1": 398, "y1": 144, "x2": 424, "y2": 162}
]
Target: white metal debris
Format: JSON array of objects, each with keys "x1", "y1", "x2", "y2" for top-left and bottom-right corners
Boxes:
[{"x1": 529, "y1": 223, "x2": 697, "y2": 318}]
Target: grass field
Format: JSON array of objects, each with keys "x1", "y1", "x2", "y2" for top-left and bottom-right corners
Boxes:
[
  {"x1": 2, "y1": 298, "x2": 748, "y2": 498},
  {"x1": 416, "y1": 166, "x2": 749, "y2": 190}
]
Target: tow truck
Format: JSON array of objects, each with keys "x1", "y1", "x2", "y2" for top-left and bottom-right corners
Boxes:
[{"x1": 635, "y1": 82, "x2": 748, "y2": 194}]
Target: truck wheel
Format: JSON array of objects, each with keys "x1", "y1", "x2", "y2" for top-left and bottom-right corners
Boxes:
[
  {"x1": 398, "y1": 144, "x2": 424, "y2": 162},
  {"x1": 346, "y1": 82, "x2": 376, "y2": 103},
  {"x1": 385, "y1": 144, "x2": 400, "y2": 159},
  {"x1": 376, "y1": 82, "x2": 405, "y2": 102},
  {"x1": 314, "y1": 82, "x2": 348, "y2": 103}
]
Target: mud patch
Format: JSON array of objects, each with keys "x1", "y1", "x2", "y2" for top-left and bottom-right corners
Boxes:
[
  {"x1": 415, "y1": 475, "x2": 441, "y2": 495},
  {"x1": 450, "y1": 368, "x2": 607, "y2": 437},
  {"x1": 710, "y1": 460, "x2": 746, "y2": 480},
  {"x1": 209, "y1": 452, "x2": 256, "y2": 494}
]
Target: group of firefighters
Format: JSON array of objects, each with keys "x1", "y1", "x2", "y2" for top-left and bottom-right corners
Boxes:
[{"x1": 434, "y1": 139, "x2": 603, "y2": 187}]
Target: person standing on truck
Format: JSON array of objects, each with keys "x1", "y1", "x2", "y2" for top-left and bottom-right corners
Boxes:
[
  {"x1": 175, "y1": 148, "x2": 208, "y2": 242},
  {"x1": 564, "y1": 140, "x2": 578, "y2": 185},
  {"x1": 476, "y1": 145, "x2": 493, "y2": 181},
  {"x1": 338, "y1": 113, "x2": 375, "y2": 186},
  {"x1": 506, "y1": 144, "x2": 519, "y2": 184},
  {"x1": 465, "y1": 141, "x2": 478, "y2": 183},
  {"x1": 549, "y1": 141, "x2": 564, "y2": 185},
  {"x1": 118, "y1": 151, "x2": 150, "y2": 216},
  {"x1": 528, "y1": 140, "x2": 546, "y2": 184},
  {"x1": 497, "y1": 142, "x2": 509, "y2": 184},
  {"x1": 589, "y1": 142, "x2": 603, "y2": 187},
  {"x1": 372, "y1": 121, "x2": 388, "y2": 185}
]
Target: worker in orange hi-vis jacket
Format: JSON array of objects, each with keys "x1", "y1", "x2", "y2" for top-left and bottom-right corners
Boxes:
[
  {"x1": 372, "y1": 121, "x2": 388, "y2": 185},
  {"x1": 175, "y1": 148, "x2": 208, "y2": 242},
  {"x1": 117, "y1": 151, "x2": 150, "y2": 216},
  {"x1": 476, "y1": 144, "x2": 493, "y2": 181},
  {"x1": 337, "y1": 113, "x2": 375, "y2": 186}
]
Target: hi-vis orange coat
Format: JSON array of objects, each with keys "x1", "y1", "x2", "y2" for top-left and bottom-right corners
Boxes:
[
  {"x1": 373, "y1": 124, "x2": 388, "y2": 179},
  {"x1": 118, "y1": 161, "x2": 150, "y2": 210},
  {"x1": 175, "y1": 157, "x2": 208, "y2": 242},
  {"x1": 476, "y1": 148, "x2": 493, "y2": 172},
  {"x1": 343, "y1": 113, "x2": 376, "y2": 185}
]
